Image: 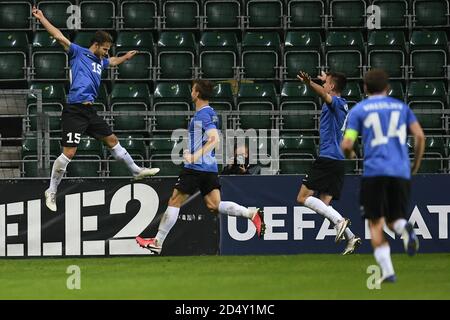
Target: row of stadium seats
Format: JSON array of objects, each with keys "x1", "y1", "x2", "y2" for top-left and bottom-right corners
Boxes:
[
  {"x1": 20, "y1": 133, "x2": 450, "y2": 177},
  {"x1": 1, "y1": 0, "x2": 449, "y2": 31},
  {"x1": 25, "y1": 81, "x2": 450, "y2": 133},
  {"x1": 1, "y1": 30, "x2": 449, "y2": 81}
]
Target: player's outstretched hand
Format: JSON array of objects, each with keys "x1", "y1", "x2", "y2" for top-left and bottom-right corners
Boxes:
[
  {"x1": 124, "y1": 50, "x2": 139, "y2": 60},
  {"x1": 297, "y1": 71, "x2": 311, "y2": 85},
  {"x1": 32, "y1": 6, "x2": 44, "y2": 21}
]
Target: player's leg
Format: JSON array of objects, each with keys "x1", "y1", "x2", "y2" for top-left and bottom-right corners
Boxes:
[
  {"x1": 136, "y1": 168, "x2": 195, "y2": 253},
  {"x1": 45, "y1": 146, "x2": 76, "y2": 211},
  {"x1": 136, "y1": 188, "x2": 190, "y2": 254},
  {"x1": 85, "y1": 110, "x2": 159, "y2": 179},
  {"x1": 201, "y1": 173, "x2": 265, "y2": 238},
  {"x1": 156, "y1": 188, "x2": 190, "y2": 245},
  {"x1": 45, "y1": 104, "x2": 87, "y2": 211},
  {"x1": 370, "y1": 217, "x2": 396, "y2": 283},
  {"x1": 318, "y1": 193, "x2": 361, "y2": 254},
  {"x1": 297, "y1": 185, "x2": 346, "y2": 240},
  {"x1": 101, "y1": 134, "x2": 159, "y2": 179},
  {"x1": 362, "y1": 177, "x2": 396, "y2": 283},
  {"x1": 385, "y1": 178, "x2": 418, "y2": 256}
]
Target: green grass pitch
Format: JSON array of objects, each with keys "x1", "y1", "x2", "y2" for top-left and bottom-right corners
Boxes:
[{"x1": 1, "y1": 253, "x2": 449, "y2": 300}]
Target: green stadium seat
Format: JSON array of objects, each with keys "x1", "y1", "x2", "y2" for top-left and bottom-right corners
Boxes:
[
  {"x1": 199, "y1": 32, "x2": 238, "y2": 79},
  {"x1": 407, "y1": 81, "x2": 447, "y2": 131},
  {"x1": 37, "y1": 1, "x2": 73, "y2": 30},
  {"x1": 325, "y1": 31, "x2": 364, "y2": 79},
  {"x1": 279, "y1": 134, "x2": 316, "y2": 174},
  {"x1": 32, "y1": 33, "x2": 69, "y2": 80},
  {"x1": 387, "y1": 81, "x2": 405, "y2": 101},
  {"x1": 114, "y1": 32, "x2": 154, "y2": 80},
  {"x1": 210, "y1": 82, "x2": 234, "y2": 128},
  {"x1": 28, "y1": 83, "x2": 66, "y2": 104},
  {"x1": 27, "y1": 104, "x2": 63, "y2": 132},
  {"x1": 119, "y1": 0, "x2": 157, "y2": 29},
  {"x1": 76, "y1": 136, "x2": 103, "y2": 156},
  {"x1": 22, "y1": 134, "x2": 39, "y2": 158},
  {"x1": 241, "y1": 32, "x2": 281, "y2": 79},
  {"x1": 110, "y1": 83, "x2": 151, "y2": 132},
  {"x1": 149, "y1": 134, "x2": 184, "y2": 176},
  {"x1": 27, "y1": 82, "x2": 66, "y2": 131},
  {"x1": 72, "y1": 31, "x2": 96, "y2": 48},
  {"x1": 32, "y1": 52, "x2": 68, "y2": 80},
  {"x1": 93, "y1": 83, "x2": 108, "y2": 115},
  {"x1": 284, "y1": 31, "x2": 322, "y2": 80},
  {"x1": 162, "y1": 0, "x2": 200, "y2": 29},
  {"x1": 80, "y1": 0, "x2": 115, "y2": 29},
  {"x1": 246, "y1": 0, "x2": 283, "y2": 29},
  {"x1": 108, "y1": 134, "x2": 146, "y2": 176},
  {"x1": 32, "y1": 30, "x2": 69, "y2": 52},
  {"x1": 115, "y1": 31, "x2": 154, "y2": 52},
  {"x1": 0, "y1": 31, "x2": 28, "y2": 81},
  {"x1": 27, "y1": 83, "x2": 66, "y2": 132},
  {"x1": 329, "y1": 0, "x2": 367, "y2": 28},
  {"x1": 413, "y1": 0, "x2": 449, "y2": 27},
  {"x1": 153, "y1": 82, "x2": 192, "y2": 131},
  {"x1": 237, "y1": 83, "x2": 277, "y2": 129},
  {"x1": 22, "y1": 133, "x2": 39, "y2": 177},
  {"x1": 280, "y1": 82, "x2": 319, "y2": 131},
  {"x1": 157, "y1": 32, "x2": 196, "y2": 80},
  {"x1": 0, "y1": 1, "x2": 32, "y2": 30},
  {"x1": 210, "y1": 82, "x2": 234, "y2": 111},
  {"x1": 341, "y1": 81, "x2": 361, "y2": 109},
  {"x1": 368, "y1": 31, "x2": 407, "y2": 79},
  {"x1": 203, "y1": 0, "x2": 240, "y2": 29},
  {"x1": 407, "y1": 136, "x2": 446, "y2": 173},
  {"x1": 372, "y1": 0, "x2": 408, "y2": 28},
  {"x1": 67, "y1": 155, "x2": 102, "y2": 177},
  {"x1": 66, "y1": 136, "x2": 103, "y2": 177},
  {"x1": 287, "y1": 0, "x2": 324, "y2": 29},
  {"x1": 410, "y1": 31, "x2": 448, "y2": 79}
]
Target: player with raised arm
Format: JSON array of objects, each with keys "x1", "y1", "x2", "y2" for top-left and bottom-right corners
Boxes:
[
  {"x1": 136, "y1": 80, "x2": 265, "y2": 254},
  {"x1": 341, "y1": 69, "x2": 425, "y2": 284},
  {"x1": 296, "y1": 71, "x2": 361, "y2": 255},
  {"x1": 32, "y1": 7, "x2": 160, "y2": 212}
]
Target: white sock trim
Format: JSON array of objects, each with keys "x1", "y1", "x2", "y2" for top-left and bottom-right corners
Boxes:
[
  {"x1": 374, "y1": 244, "x2": 395, "y2": 277},
  {"x1": 218, "y1": 201, "x2": 253, "y2": 219},
  {"x1": 304, "y1": 197, "x2": 342, "y2": 225},
  {"x1": 393, "y1": 219, "x2": 407, "y2": 236},
  {"x1": 155, "y1": 206, "x2": 180, "y2": 245}
]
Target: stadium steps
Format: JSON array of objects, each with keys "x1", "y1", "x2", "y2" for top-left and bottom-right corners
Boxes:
[{"x1": 0, "y1": 146, "x2": 21, "y2": 169}]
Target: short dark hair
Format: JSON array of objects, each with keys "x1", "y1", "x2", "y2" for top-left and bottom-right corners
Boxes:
[
  {"x1": 327, "y1": 72, "x2": 347, "y2": 93},
  {"x1": 364, "y1": 69, "x2": 389, "y2": 94},
  {"x1": 90, "y1": 31, "x2": 113, "y2": 46},
  {"x1": 192, "y1": 80, "x2": 214, "y2": 100}
]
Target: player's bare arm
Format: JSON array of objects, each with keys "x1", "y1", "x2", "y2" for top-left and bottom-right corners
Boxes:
[
  {"x1": 109, "y1": 51, "x2": 139, "y2": 66},
  {"x1": 297, "y1": 71, "x2": 333, "y2": 104},
  {"x1": 183, "y1": 129, "x2": 220, "y2": 164},
  {"x1": 409, "y1": 121, "x2": 425, "y2": 174},
  {"x1": 32, "y1": 6, "x2": 71, "y2": 51}
]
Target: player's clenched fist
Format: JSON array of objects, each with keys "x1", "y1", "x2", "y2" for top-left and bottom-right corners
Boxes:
[{"x1": 32, "y1": 6, "x2": 44, "y2": 21}]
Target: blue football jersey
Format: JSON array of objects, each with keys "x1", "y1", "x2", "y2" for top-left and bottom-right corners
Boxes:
[
  {"x1": 185, "y1": 106, "x2": 219, "y2": 173},
  {"x1": 346, "y1": 95, "x2": 418, "y2": 179},
  {"x1": 67, "y1": 43, "x2": 109, "y2": 104},
  {"x1": 319, "y1": 96, "x2": 349, "y2": 160}
]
